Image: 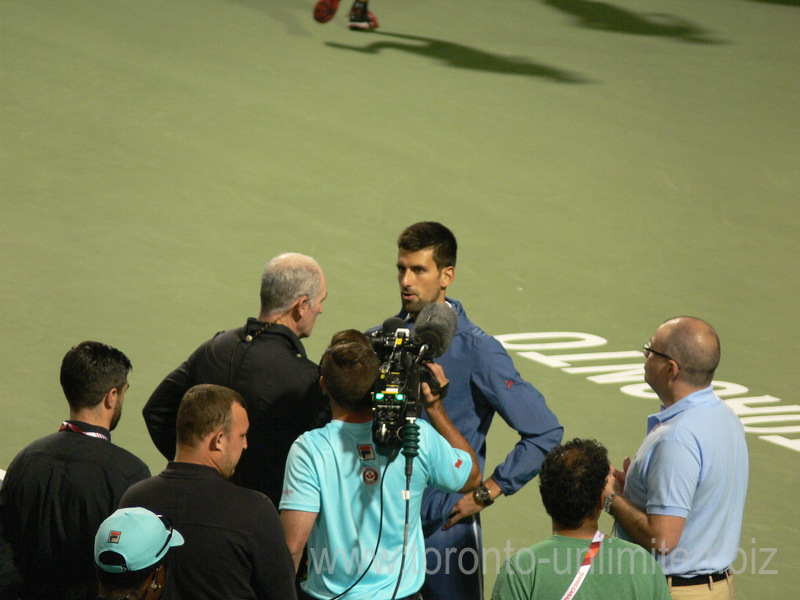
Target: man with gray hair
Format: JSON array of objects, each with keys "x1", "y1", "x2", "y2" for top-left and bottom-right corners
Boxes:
[{"x1": 143, "y1": 253, "x2": 330, "y2": 508}]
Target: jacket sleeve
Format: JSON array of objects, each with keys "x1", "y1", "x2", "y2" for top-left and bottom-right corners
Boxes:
[
  {"x1": 472, "y1": 336, "x2": 563, "y2": 495},
  {"x1": 143, "y1": 360, "x2": 194, "y2": 460},
  {"x1": 0, "y1": 536, "x2": 22, "y2": 598},
  {"x1": 251, "y1": 498, "x2": 298, "y2": 600}
]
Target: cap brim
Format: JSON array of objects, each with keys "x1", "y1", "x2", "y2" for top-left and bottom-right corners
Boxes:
[{"x1": 169, "y1": 529, "x2": 185, "y2": 548}]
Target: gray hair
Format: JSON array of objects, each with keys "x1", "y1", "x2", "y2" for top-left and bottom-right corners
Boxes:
[{"x1": 260, "y1": 253, "x2": 323, "y2": 316}]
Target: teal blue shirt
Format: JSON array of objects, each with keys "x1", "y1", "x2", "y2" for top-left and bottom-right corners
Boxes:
[{"x1": 281, "y1": 419, "x2": 471, "y2": 599}]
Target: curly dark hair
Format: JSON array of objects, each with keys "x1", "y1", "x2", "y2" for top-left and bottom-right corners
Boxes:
[{"x1": 539, "y1": 438, "x2": 609, "y2": 529}]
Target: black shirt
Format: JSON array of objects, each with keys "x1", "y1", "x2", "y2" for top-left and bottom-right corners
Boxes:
[
  {"x1": 119, "y1": 462, "x2": 296, "y2": 600},
  {"x1": 143, "y1": 319, "x2": 329, "y2": 507},
  {"x1": 0, "y1": 421, "x2": 150, "y2": 600}
]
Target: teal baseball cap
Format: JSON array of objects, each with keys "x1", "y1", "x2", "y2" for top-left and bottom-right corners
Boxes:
[{"x1": 94, "y1": 507, "x2": 184, "y2": 573}]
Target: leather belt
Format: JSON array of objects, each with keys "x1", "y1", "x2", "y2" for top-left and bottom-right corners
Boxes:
[{"x1": 669, "y1": 569, "x2": 731, "y2": 587}]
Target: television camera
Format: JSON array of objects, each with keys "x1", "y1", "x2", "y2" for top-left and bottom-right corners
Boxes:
[{"x1": 367, "y1": 302, "x2": 457, "y2": 451}]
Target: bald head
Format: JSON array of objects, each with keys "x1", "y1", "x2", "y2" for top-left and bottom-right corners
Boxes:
[
  {"x1": 657, "y1": 317, "x2": 720, "y2": 387},
  {"x1": 260, "y1": 253, "x2": 324, "y2": 317}
]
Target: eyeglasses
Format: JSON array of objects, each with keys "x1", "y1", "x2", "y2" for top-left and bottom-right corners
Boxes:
[{"x1": 642, "y1": 342, "x2": 680, "y2": 368}]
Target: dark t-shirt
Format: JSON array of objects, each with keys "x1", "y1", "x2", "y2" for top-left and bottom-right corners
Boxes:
[{"x1": 120, "y1": 462, "x2": 296, "y2": 600}]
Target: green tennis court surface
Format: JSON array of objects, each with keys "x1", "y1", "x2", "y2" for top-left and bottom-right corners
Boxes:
[{"x1": 2, "y1": 0, "x2": 798, "y2": 596}]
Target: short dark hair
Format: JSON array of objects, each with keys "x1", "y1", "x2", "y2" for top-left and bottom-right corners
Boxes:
[
  {"x1": 95, "y1": 557, "x2": 164, "y2": 594},
  {"x1": 397, "y1": 222, "x2": 457, "y2": 270},
  {"x1": 59, "y1": 341, "x2": 132, "y2": 410},
  {"x1": 660, "y1": 316, "x2": 721, "y2": 387},
  {"x1": 539, "y1": 438, "x2": 609, "y2": 530},
  {"x1": 176, "y1": 384, "x2": 246, "y2": 447},
  {"x1": 320, "y1": 331, "x2": 379, "y2": 411}
]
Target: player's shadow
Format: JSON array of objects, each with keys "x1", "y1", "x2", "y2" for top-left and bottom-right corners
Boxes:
[
  {"x1": 325, "y1": 32, "x2": 588, "y2": 83},
  {"x1": 541, "y1": 0, "x2": 724, "y2": 44}
]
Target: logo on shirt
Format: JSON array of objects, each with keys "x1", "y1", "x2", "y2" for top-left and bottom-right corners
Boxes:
[
  {"x1": 358, "y1": 444, "x2": 376, "y2": 461},
  {"x1": 505, "y1": 380, "x2": 514, "y2": 389},
  {"x1": 362, "y1": 467, "x2": 380, "y2": 486},
  {"x1": 107, "y1": 531, "x2": 121, "y2": 544},
  {"x1": 455, "y1": 459, "x2": 463, "y2": 469}
]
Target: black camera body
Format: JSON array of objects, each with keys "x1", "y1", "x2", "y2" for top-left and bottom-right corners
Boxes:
[
  {"x1": 368, "y1": 322, "x2": 428, "y2": 450},
  {"x1": 367, "y1": 304, "x2": 458, "y2": 451}
]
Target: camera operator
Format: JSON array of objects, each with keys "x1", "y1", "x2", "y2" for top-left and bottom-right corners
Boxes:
[{"x1": 280, "y1": 331, "x2": 481, "y2": 600}]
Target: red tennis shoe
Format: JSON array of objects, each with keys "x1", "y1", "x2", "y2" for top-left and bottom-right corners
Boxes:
[{"x1": 313, "y1": 0, "x2": 340, "y2": 23}]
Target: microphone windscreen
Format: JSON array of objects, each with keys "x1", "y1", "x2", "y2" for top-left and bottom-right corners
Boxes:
[
  {"x1": 412, "y1": 303, "x2": 458, "y2": 358},
  {"x1": 382, "y1": 317, "x2": 406, "y2": 334}
]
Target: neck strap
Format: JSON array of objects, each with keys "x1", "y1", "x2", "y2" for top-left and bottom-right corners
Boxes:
[
  {"x1": 559, "y1": 530, "x2": 605, "y2": 600},
  {"x1": 59, "y1": 421, "x2": 109, "y2": 441}
]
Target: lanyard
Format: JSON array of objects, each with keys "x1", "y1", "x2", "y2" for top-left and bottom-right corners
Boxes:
[
  {"x1": 59, "y1": 421, "x2": 109, "y2": 441},
  {"x1": 559, "y1": 530, "x2": 605, "y2": 600}
]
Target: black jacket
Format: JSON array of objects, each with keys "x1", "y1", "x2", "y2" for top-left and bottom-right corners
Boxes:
[
  {"x1": 0, "y1": 423, "x2": 150, "y2": 600},
  {"x1": 143, "y1": 319, "x2": 329, "y2": 507}
]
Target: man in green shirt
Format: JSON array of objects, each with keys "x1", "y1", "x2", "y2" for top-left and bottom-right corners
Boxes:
[{"x1": 492, "y1": 438, "x2": 671, "y2": 600}]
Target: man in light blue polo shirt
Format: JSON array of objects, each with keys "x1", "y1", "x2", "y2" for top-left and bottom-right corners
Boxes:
[
  {"x1": 602, "y1": 316, "x2": 748, "y2": 599},
  {"x1": 280, "y1": 331, "x2": 481, "y2": 600}
]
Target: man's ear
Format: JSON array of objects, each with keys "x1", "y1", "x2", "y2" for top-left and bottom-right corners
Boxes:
[
  {"x1": 319, "y1": 375, "x2": 328, "y2": 396},
  {"x1": 103, "y1": 388, "x2": 118, "y2": 411},
  {"x1": 291, "y1": 295, "x2": 309, "y2": 321},
  {"x1": 667, "y1": 359, "x2": 681, "y2": 380},
  {"x1": 210, "y1": 430, "x2": 226, "y2": 451},
  {"x1": 440, "y1": 265, "x2": 455, "y2": 290}
]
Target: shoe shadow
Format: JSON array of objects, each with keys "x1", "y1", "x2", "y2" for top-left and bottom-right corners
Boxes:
[
  {"x1": 541, "y1": 0, "x2": 725, "y2": 44},
  {"x1": 325, "y1": 32, "x2": 589, "y2": 83}
]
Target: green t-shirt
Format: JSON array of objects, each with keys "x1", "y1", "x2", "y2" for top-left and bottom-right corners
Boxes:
[{"x1": 491, "y1": 535, "x2": 671, "y2": 600}]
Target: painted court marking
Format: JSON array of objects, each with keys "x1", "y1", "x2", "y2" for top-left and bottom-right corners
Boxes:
[{"x1": 496, "y1": 331, "x2": 800, "y2": 455}]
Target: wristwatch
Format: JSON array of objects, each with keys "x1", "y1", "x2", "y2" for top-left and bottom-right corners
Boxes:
[
  {"x1": 474, "y1": 483, "x2": 494, "y2": 507},
  {"x1": 603, "y1": 492, "x2": 617, "y2": 515}
]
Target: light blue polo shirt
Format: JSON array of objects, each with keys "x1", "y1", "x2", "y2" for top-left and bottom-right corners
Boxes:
[
  {"x1": 281, "y1": 419, "x2": 471, "y2": 600},
  {"x1": 616, "y1": 386, "x2": 748, "y2": 576}
]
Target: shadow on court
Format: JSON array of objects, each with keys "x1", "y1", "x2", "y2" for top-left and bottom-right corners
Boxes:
[
  {"x1": 541, "y1": 0, "x2": 725, "y2": 44},
  {"x1": 325, "y1": 32, "x2": 589, "y2": 82}
]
